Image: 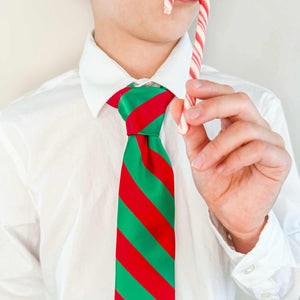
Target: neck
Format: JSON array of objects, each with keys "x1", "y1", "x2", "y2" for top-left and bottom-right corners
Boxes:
[{"x1": 93, "y1": 21, "x2": 179, "y2": 80}]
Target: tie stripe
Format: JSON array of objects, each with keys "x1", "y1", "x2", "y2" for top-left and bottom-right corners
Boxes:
[
  {"x1": 135, "y1": 134, "x2": 174, "y2": 198},
  {"x1": 116, "y1": 230, "x2": 175, "y2": 298},
  {"x1": 115, "y1": 290, "x2": 126, "y2": 300},
  {"x1": 107, "y1": 86, "x2": 133, "y2": 108},
  {"x1": 116, "y1": 261, "x2": 155, "y2": 300},
  {"x1": 107, "y1": 84, "x2": 176, "y2": 299},
  {"x1": 117, "y1": 199, "x2": 175, "y2": 284},
  {"x1": 119, "y1": 162, "x2": 175, "y2": 258},
  {"x1": 147, "y1": 137, "x2": 172, "y2": 168},
  {"x1": 125, "y1": 90, "x2": 175, "y2": 135},
  {"x1": 123, "y1": 137, "x2": 174, "y2": 226}
]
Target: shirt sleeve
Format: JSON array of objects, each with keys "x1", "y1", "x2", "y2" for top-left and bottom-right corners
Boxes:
[
  {"x1": 208, "y1": 92, "x2": 300, "y2": 300},
  {"x1": 0, "y1": 115, "x2": 45, "y2": 299}
]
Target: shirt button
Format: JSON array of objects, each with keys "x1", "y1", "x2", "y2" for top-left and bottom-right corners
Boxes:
[
  {"x1": 242, "y1": 264, "x2": 255, "y2": 274},
  {"x1": 261, "y1": 292, "x2": 272, "y2": 298}
]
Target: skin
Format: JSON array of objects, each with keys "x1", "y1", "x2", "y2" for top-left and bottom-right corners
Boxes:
[
  {"x1": 91, "y1": 0, "x2": 292, "y2": 253},
  {"x1": 169, "y1": 80, "x2": 292, "y2": 253},
  {"x1": 90, "y1": 0, "x2": 200, "y2": 79}
]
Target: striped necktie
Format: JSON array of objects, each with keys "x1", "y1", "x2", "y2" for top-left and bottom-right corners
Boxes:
[{"x1": 107, "y1": 83, "x2": 176, "y2": 300}]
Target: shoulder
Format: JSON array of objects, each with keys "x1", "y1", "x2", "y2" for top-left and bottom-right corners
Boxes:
[
  {"x1": 0, "y1": 68, "x2": 91, "y2": 135},
  {"x1": 0, "y1": 68, "x2": 82, "y2": 122},
  {"x1": 200, "y1": 64, "x2": 282, "y2": 119},
  {"x1": 0, "y1": 69, "x2": 89, "y2": 175}
]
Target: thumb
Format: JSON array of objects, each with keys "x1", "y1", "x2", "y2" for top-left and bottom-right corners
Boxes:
[
  {"x1": 169, "y1": 98, "x2": 210, "y2": 162},
  {"x1": 169, "y1": 98, "x2": 184, "y2": 125}
]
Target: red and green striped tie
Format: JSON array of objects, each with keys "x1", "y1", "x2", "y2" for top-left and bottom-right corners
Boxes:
[{"x1": 107, "y1": 83, "x2": 176, "y2": 300}]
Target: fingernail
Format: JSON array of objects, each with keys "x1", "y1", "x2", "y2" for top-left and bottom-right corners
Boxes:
[
  {"x1": 192, "y1": 153, "x2": 205, "y2": 169},
  {"x1": 216, "y1": 163, "x2": 225, "y2": 173},
  {"x1": 191, "y1": 79, "x2": 203, "y2": 89},
  {"x1": 186, "y1": 108, "x2": 200, "y2": 119}
]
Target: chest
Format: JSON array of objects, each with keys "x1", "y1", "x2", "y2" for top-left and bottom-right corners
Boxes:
[{"x1": 30, "y1": 107, "x2": 230, "y2": 299}]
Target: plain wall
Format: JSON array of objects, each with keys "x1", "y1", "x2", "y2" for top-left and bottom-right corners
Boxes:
[{"x1": 1, "y1": 1, "x2": 299, "y2": 299}]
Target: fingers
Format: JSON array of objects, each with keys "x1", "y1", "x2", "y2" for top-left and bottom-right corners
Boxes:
[
  {"x1": 215, "y1": 140, "x2": 292, "y2": 181},
  {"x1": 171, "y1": 80, "x2": 282, "y2": 173},
  {"x1": 184, "y1": 91, "x2": 270, "y2": 129},
  {"x1": 169, "y1": 97, "x2": 184, "y2": 125},
  {"x1": 191, "y1": 121, "x2": 285, "y2": 171},
  {"x1": 170, "y1": 79, "x2": 247, "y2": 162},
  {"x1": 170, "y1": 98, "x2": 209, "y2": 161},
  {"x1": 186, "y1": 79, "x2": 235, "y2": 99}
]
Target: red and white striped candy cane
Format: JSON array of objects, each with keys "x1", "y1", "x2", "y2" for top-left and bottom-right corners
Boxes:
[
  {"x1": 163, "y1": 0, "x2": 210, "y2": 135},
  {"x1": 164, "y1": 0, "x2": 175, "y2": 14}
]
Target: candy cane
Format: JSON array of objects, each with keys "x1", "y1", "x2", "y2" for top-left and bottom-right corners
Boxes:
[
  {"x1": 163, "y1": 0, "x2": 210, "y2": 135},
  {"x1": 164, "y1": 0, "x2": 175, "y2": 14}
]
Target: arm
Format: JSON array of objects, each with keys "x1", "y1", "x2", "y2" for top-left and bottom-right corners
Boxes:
[
  {"x1": 208, "y1": 93, "x2": 300, "y2": 299},
  {"x1": 0, "y1": 119, "x2": 45, "y2": 299},
  {"x1": 170, "y1": 79, "x2": 300, "y2": 299}
]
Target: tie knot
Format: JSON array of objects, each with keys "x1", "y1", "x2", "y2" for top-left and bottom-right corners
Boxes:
[{"x1": 107, "y1": 83, "x2": 175, "y2": 136}]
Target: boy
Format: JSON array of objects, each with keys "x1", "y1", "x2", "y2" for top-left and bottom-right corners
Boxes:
[{"x1": 0, "y1": 0, "x2": 299, "y2": 299}]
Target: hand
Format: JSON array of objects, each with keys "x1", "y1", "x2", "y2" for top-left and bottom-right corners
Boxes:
[{"x1": 170, "y1": 79, "x2": 292, "y2": 253}]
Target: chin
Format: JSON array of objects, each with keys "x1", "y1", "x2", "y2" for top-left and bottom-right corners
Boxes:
[{"x1": 141, "y1": 27, "x2": 188, "y2": 44}]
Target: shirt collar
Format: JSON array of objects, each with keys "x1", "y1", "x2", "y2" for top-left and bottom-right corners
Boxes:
[{"x1": 79, "y1": 29, "x2": 195, "y2": 118}]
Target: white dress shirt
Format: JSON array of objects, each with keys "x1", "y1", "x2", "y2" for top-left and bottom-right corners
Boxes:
[{"x1": 0, "y1": 29, "x2": 300, "y2": 300}]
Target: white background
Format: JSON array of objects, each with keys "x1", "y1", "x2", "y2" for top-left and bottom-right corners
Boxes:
[{"x1": 0, "y1": 1, "x2": 299, "y2": 299}]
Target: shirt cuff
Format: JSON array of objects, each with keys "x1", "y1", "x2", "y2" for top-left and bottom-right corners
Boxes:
[{"x1": 208, "y1": 209, "x2": 295, "y2": 299}]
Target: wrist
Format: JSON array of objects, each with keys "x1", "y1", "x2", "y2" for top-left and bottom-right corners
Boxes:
[{"x1": 228, "y1": 215, "x2": 269, "y2": 254}]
